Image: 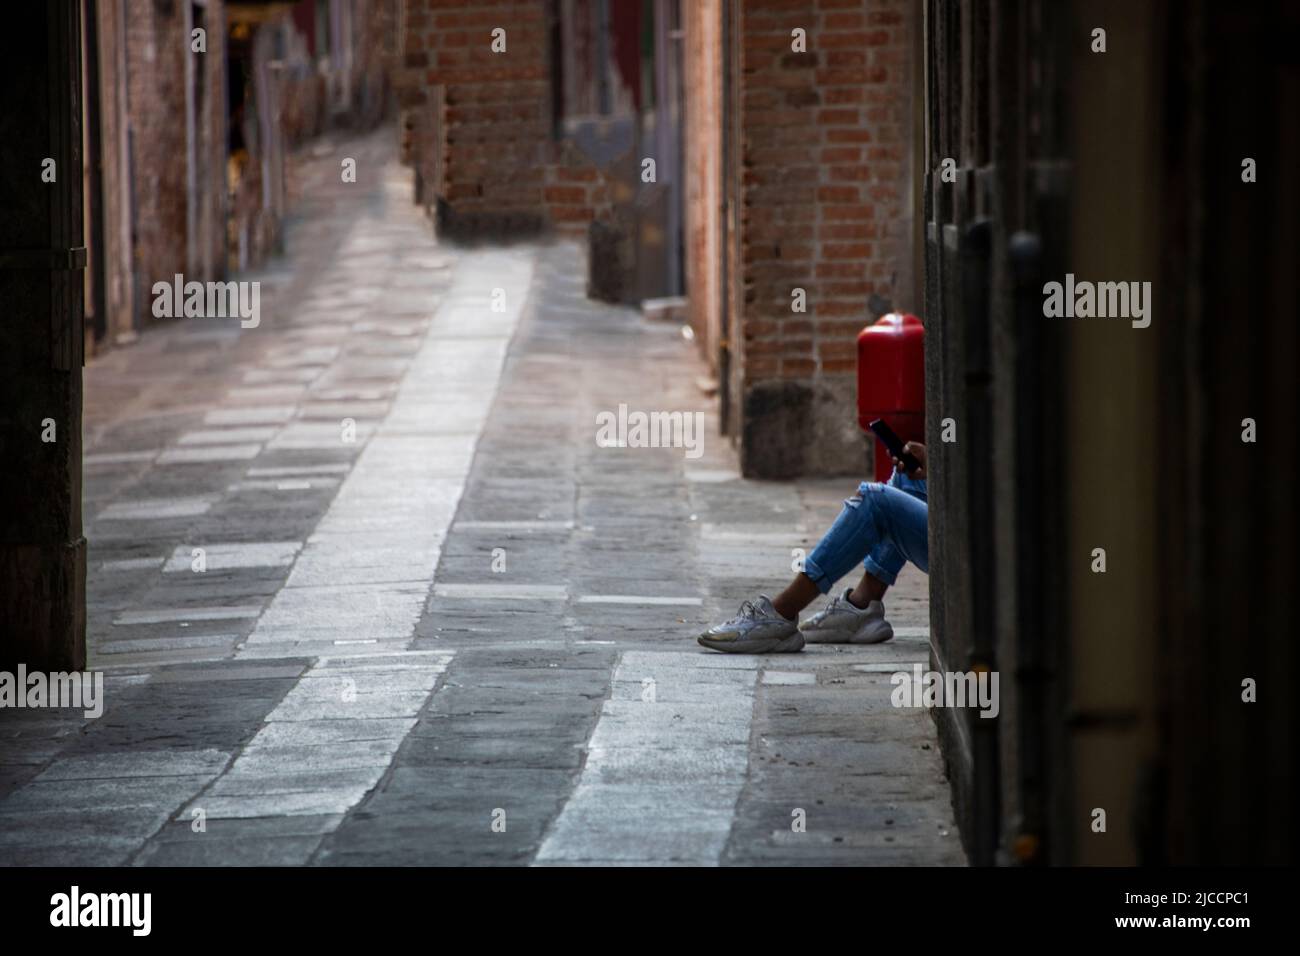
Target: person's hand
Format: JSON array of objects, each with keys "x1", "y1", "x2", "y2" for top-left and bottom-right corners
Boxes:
[{"x1": 893, "y1": 441, "x2": 927, "y2": 480}]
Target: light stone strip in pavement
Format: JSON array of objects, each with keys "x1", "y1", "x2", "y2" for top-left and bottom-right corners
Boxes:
[
  {"x1": 434, "y1": 583, "x2": 568, "y2": 600},
  {"x1": 891, "y1": 626, "x2": 930, "y2": 639},
  {"x1": 431, "y1": 584, "x2": 704, "y2": 605},
  {"x1": 454, "y1": 519, "x2": 575, "y2": 531},
  {"x1": 762, "y1": 671, "x2": 817, "y2": 685},
  {"x1": 156, "y1": 444, "x2": 263, "y2": 464},
  {"x1": 238, "y1": 248, "x2": 536, "y2": 656},
  {"x1": 99, "y1": 557, "x2": 165, "y2": 573},
  {"x1": 178, "y1": 653, "x2": 452, "y2": 826},
  {"x1": 535, "y1": 650, "x2": 760, "y2": 865},
  {"x1": 232, "y1": 478, "x2": 332, "y2": 492},
  {"x1": 246, "y1": 463, "x2": 352, "y2": 477},
  {"x1": 177, "y1": 427, "x2": 279, "y2": 444},
  {"x1": 575, "y1": 595, "x2": 703, "y2": 606},
  {"x1": 204, "y1": 405, "x2": 297, "y2": 426},
  {"x1": 97, "y1": 496, "x2": 214, "y2": 520},
  {"x1": 115, "y1": 605, "x2": 264, "y2": 625},
  {"x1": 162, "y1": 541, "x2": 302, "y2": 572},
  {"x1": 85, "y1": 450, "x2": 160, "y2": 466}
]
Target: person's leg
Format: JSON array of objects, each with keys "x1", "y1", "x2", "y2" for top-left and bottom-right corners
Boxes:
[
  {"x1": 799, "y1": 477, "x2": 928, "y2": 644},
  {"x1": 698, "y1": 481, "x2": 883, "y2": 653},
  {"x1": 699, "y1": 476, "x2": 927, "y2": 654},
  {"x1": 770, "y1": 573, "x2": 820, "y2": 621},
  {"x1": 772, "y1": 475, "x2": 924, "y2": 618},
  {"x1": 860, "y1": 477, "x2": 929, "y2": 575},
  {"x1": 803, "y1": 480, "x2": 925, "y2": 583},
  {"x1": 847, "y1": 569, "x2": 888, "y2": 608},
  {"x1": 774, "y1": 564, "x2": 886, "y2": 619},
  {"x1": 890, "y1": 468, "x2": 928, "y2": 503},
  {"x1": 771, "y1": 480, "x2": 879, "y2": 619}
]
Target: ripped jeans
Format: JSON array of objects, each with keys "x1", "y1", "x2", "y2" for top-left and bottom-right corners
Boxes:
[{"x1": 802, "y1": 470, "x2": 928, "y2": 592}]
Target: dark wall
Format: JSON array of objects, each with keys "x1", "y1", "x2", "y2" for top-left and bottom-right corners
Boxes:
[
  {"x1": 923, "y1": 0, "x2": 1073, "y2": 867},
  {"x1": 923, "y1": 0, "x2": 1296, "y2": 865},
  {"x1": 0, "y1": 1, "x2": 87, "y2": 669},
  {"x1": 1149, "y1": 0, "x2": 1298, "y2": 865}
]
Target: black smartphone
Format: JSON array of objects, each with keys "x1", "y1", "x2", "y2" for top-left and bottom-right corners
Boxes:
[{"x1": 868, "y1": 419, "x2": 922, "y2": 474}]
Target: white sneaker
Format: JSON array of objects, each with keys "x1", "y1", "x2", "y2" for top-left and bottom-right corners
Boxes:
[
  {"x1": 800, "y1": 589, "x2": 894, "y2": 644},
  {"x1": 697, "y1": 595, "x2": 804, "y2": 654}
]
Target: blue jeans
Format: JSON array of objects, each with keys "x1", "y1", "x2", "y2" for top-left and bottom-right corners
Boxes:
[{"x1": 802, "y1": 471, "x2": 928, "y2": 592}]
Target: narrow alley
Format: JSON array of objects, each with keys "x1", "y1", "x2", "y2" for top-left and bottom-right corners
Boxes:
[
  {"x1": 0, "y1": 129, "x2": 959, "y2": 866},
  {"x1": 6, "y1": 2, "x2": 1292, "y2": 910}
]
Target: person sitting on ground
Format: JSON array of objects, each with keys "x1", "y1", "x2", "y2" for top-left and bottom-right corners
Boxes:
[{"x1": 698, "y1": 441, "x2": 929, "y2": 654}]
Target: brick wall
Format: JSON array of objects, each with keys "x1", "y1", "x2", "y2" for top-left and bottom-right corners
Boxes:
[
  {"x1": 741, "y1": 0, "x2": 915, "y2": 477},
  {"x1": 684, "y1": 0, "x2": 918, "y2": 478},
  {"x1": 397, "y1": 0, "x2": 609, "y2": 239},
  {"x1": 399, "y1": 1, "x2": 549, "y2": 237}
]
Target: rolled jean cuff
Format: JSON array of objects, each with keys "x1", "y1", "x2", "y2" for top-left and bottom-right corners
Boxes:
[
  {"x1": 800, "y1": 555, "x2": 836, "y2": 594},
  {"x1": 862, "y1": 552, "x2": 900, "y2": 587}
]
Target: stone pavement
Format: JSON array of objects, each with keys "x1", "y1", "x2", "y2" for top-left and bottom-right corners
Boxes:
[{"x1": 0, "y1": 127, "x2": 961, "y2": 866}]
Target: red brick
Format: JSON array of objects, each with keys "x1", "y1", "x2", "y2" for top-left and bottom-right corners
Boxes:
[
  {"x1": 821, "y1": 359, "x2": 859, "y2": 374},
  {"x1": 816, "y1": 262, "x2": 866, "y2": 278},
  {"x1": 827, "y1": 128, "x2": 873, "y2": 143},
  {"x1": 822, "y1": 12, "x2": 866, "y2": 30},
  {"x1": 822, "y1": 280, "x2": 876, "y2": 296},
  {"x1": 814, "y1": 300, "x2": 867, "y2": 317},
  {"x1": 816, "y1": 185, "x2": 859, "y2": 202},
  {"x1": 824, "y1": 86, "x2": 865, "y2": 104},
  {"x1": 543, "y1": 185, "x2": 586, "y2": 204},
  {"x1": 821, "y1": 222, "x2": 879, "y2": 240},
  {"x1": 743, "y1": 320, "x2": 781, "y2": 339},
  {"x1": 827, "y1": 50, "x2": 867, "y2": 68},
  {"x1": 814, "y1": 68, "x2": 871, "y2": 87},
  {"x1": 556, "y1": 166, "x2": 598, "y2": 182},
  {"x1": 823, "y1": 204, "x2": 875, "y2": 220},
  {"x1": 868, "y1": 10, "x2": 905, "y2": 26},
  {"x1": 820, "y1": 146, "x2": 861, "y2": 162},
  {"x1": 550, "y1": 205, "x2": 594, "y2": 222},
  {"x1": 819, "y1": 31, "x2": 873, "y2": 49},
  {"x1": 817, "y1": 108, "x2": 859, "y2": 125},
  {"x1": 823, "y1": 242, "x2": 874, "y2": 259},
  {"x1": 829, "y1": 165, "x2": 871, "y2": 181}
]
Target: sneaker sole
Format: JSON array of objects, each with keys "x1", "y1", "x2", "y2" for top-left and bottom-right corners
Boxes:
[
  {"x1": 802, "y1": 624, "x2": 895, "y2": 645},
  {"x1": 697, "y1": 632, "x2": 805, "y2": 654}
]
